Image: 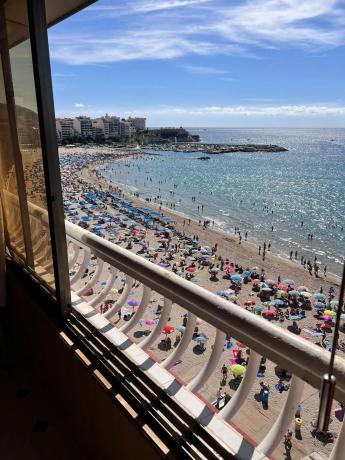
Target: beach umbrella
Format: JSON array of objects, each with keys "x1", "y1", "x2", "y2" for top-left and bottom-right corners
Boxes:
[
  {"x1": 300, "y1": 291, "x2": 312, "y2": 298},
  {"x1": 277, "y1": 284, "x2": 288, "y2": 291},
  {"x1": 128, "y1": 299, "x2": 140, "y2": 307},
  {"x1": 230, "y1": 364, "x2": 246, "y2": 378},
  {"x1": 186, "y1": 267, "x2": 196, "y2": 273},
  {"x1": 217, "y1": 290, "x2": 228, "y2": 297},
  {"x1": 229, "y1": 295, "x2": 239, "y2": 302},
  {"x1": 162, "y1": 325, "x2": 174, "y2": 334},
  {"x1": 236, "y1": 341, "x2": 247, "y2": 348},
  {"x1": 265, "y1": 310, "x2": 277, "y2": 318},
  {"x1": 276, "y1": 290, "x2": 288, "y2": 297},
  {"x1": 145, "y1": 319, "x2": 156, "y2": 325},
  {"x1": 321, "y1": 315, "x2": 334, "y2": 321},
  {"x1": 193, "y1": 335, "x2": 209, "y2": 343},
  {"x1": 176, "y1": 270, "x2": 183, "y2": 276},
  {"x1": 324, "y1": 310, "x2": 336, "y2": 316},
  {"x1": 263, "y1": 300, "x2": 275, "y2": 307},
  {"x1": 275, "y1": 299, "x2": 285, "y2": 306},
  {"x1": 283, "y1": 279, "x2": 295, "y2": 285},
  {"x1": 289, "y1": 290, "x2": 300, "y2": 297},
  {"x1": 314, "y1": 303, "x2": 325, "y2": 310},
  {"x1": 243, "y1": 270, "x2": 252, "y2": 277},
  {"x1": 177, "y1": 325, "x2": 186, "y2": 333},
  {"x1": 340, "y1": 314, "x2": 345, "y2": 321},
  {"x1": 231, "y1": 274, "x2": 243, "y2": 282},
  {"x1": 253, "y1": 305, "x2": 264, "y2": 312},
  {"x1": 321, "y1": 323, "x2": 332, "y2": 330},
  {"x1": 261, "y1": 287, "x2": 272, "y2": 292},
  {"x1": 224, "y1": 265, "x2": 234, "y2": 272},
  {"x1": 259, "y1": 282, "x2": 269, "y2": 289},
  {"x1": 330, "y1": 300, "x2": 339, "y2": 308},
  {"x1": 110, "y1": 288, "x2": 118, "y2": 295},
  {"x1": 314, "y1": 292, "x2": 326, "y2": 301}
]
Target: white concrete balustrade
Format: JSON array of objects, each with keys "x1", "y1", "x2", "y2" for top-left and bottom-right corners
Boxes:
[
  {"x1": 12, "y1": 197, "x2": 345, "y2": 459},
  {"x1": 65, "y1": 220, "x2": 345, "y2": 460}
]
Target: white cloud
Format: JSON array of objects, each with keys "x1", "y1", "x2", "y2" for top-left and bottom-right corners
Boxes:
[
  {"x1": 181, "y1": 64, "x2": 228, "y2": 74},
  {"x1": 60, "y1": 103, "x2": 345, "y2": 118},
  {"x1": 91, "y1": 0, "x2": 211, "y2": 15},
  {"x1": 49, "y1": 0, "x2": 345, "y2": 65},
  {"x1": 74, "y1": 102, "x2": 85, "y2": 107},
  {"x1": 53, "y1": 73, "x2": 77, "y2": 77}
]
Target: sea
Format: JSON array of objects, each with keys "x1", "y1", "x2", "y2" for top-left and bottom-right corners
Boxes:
[{"x1": 100, "y1": 128, "x2": 345, "y2": 277}]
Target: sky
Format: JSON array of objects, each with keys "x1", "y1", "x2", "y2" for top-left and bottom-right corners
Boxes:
[{"x1": 49, "y1": 0, "x2": 345, "y2": 127}]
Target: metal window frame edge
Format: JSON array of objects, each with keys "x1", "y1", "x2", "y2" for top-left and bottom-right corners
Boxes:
[{"x1": 26, "y1": 0, "x2": 71, "y2": 316}]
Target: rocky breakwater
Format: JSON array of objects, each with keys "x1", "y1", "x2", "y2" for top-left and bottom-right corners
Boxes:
[{"x1": 145, "y1": 142, "x2": 288, "y2": 154}]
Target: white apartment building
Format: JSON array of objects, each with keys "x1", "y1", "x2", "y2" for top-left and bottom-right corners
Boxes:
[
  {"x1": 127, "y1": 117, "x2": 146, "y2": 131},
  {"x1": 56, "y1": 118, "x2": 74, "y2": 141},
  {"x1": 73, "y1": 116, "x2": 93, "y2": 138}
]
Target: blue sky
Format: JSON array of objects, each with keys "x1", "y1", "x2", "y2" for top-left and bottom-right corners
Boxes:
[{"x1": 49, "y1": 0, "x2": 345, "y2": 127}]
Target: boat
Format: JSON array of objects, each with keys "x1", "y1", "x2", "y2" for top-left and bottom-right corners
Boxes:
[{"x1": 197, "y1": 156, "x2": 210, "y2": 160}]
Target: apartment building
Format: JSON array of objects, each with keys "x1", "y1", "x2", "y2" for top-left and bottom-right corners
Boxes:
[
  {"x1": 56, "y1": 118, "x2": 74, "y2": 141},
  {"x1": 73, "y1": 116, "x2": 93, "y2": 138}
]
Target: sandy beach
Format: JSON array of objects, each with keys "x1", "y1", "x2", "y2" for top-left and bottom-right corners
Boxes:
[{"x1": 60, "y1": 146, "x2": 344, "y2": 460}]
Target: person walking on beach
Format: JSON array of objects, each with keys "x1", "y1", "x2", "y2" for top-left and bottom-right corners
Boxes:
[
  {"x1": 324, "y1": 265, "x2": 327, "y2": 277},
  {"x1": 289, "y1": 250, "x2": 293, "y2": 260},
  {"x1": 245, "y1": 232, "x2": 248, "y2": 241},
  {"x1": 258, "y1": 245, "x2": 261, "y2": 255},
  {"x1": 221, "y1": 364, "x2": 228, "y2": 384}
]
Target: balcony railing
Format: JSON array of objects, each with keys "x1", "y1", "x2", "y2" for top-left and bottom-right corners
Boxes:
[
  {"x1": 65, "y1": 219, "x2": 345, "y2": 460},
  {"x1": 9, "y1": 194, "x2": 345, "y2": 459}
]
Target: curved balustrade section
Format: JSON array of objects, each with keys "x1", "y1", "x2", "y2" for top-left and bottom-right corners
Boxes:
[
  {"x1": 219, "y1": 350, "x2": 261, "y2": 421},
  {"x1": 139, "y1": 297, "x2": 172, "y2": 350},
  {"x1": 120, "y1": 286, "x2": 152, "y2": 334},
  {"x1": 161, "y1": 311, "x2": 196, "y2": 369}
]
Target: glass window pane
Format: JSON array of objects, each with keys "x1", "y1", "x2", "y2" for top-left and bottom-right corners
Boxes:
[{"x1": 0, "y1": 0, "x2": 56, "y2": 293}]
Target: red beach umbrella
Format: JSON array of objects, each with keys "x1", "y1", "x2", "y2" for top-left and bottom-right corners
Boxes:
[
  {"x1": 186, "y1": 267, "x2": 196, "y2": 273},
  {"x1": 162, "y1": 325, "x2": 174, "y2": 334}
]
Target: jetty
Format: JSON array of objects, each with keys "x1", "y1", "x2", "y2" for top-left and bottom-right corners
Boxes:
[{"x1": 144, "y1": 142, "x2": 287, "y2": 154}]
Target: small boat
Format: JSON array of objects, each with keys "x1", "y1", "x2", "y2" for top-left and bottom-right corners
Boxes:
[{"x1": 197, "y1": 156, "x2": 210, "y2": 160}]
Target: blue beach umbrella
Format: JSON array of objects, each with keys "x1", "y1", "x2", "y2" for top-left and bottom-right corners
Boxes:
[
  {"x1": 243, "y1": 270, "x2": 252, "y2": 277},
  {"x1": 231, "y1": 274, "x2": 243, "y2": 282},
  {"x1": 253, "y1": 305, "x2": 264, "y2": 312},
  {"x1": 330, "y1": 300, "x2": 339, "y2": 308},
  {"x1": 288, "y1": 290, "x2": 300, "y2": 297},
  {"x1": 314, "y1": 302, "x2": 325, "y2": 309},
  {"x1": 275, "y1": 299, "x2": 285, "y2": 306},
  {"x1": 193, "y1": 335, "x2": 209, "y2": 343},
  {"x1": 177, "y1": 325, "x2": 186, "y2": 333},
  {"x1": 314, "y1": 292, "x2": 326, "y2": 301}
]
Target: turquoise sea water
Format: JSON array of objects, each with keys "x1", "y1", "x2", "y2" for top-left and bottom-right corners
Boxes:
[{"x1": 100, "y1": 128, "x2": 345, "y2": 276}]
